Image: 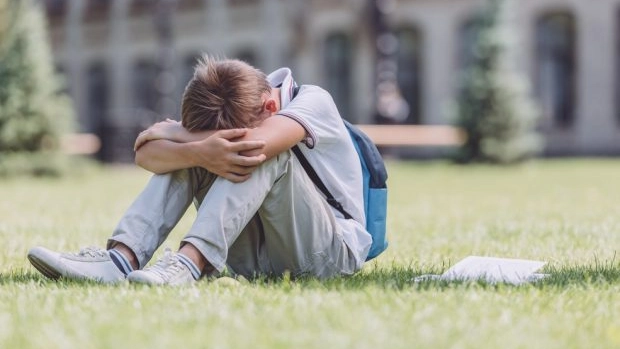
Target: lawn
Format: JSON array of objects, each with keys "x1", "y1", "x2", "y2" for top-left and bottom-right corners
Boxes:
[{"x1": 1, "y1": 159, "x2": 619, "y2": 349}]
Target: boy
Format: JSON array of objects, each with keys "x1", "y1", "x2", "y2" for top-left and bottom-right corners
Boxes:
[{"x1": 28, "y1": 56, "x2": 371, "y2": 285}]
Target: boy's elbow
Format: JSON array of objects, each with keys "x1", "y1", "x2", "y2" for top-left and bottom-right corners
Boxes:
[
  {"x1": 135, "y1": 149, "x2": 165, "y2": 174},
  {"x1": 134, "y1": 149, "x2": 147, "y2": 168}
]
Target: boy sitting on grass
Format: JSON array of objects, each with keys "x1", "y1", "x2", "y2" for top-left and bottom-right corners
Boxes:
[{"x1": 28, "y1": 55, "x2": 371, "y2": 285}]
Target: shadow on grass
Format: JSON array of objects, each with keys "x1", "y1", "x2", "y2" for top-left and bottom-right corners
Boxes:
[{"x1": 3, "y1": 259, "x2": 620, "y2": 290}]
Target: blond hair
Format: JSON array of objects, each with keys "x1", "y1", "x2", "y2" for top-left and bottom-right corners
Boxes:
[{"x1": 181, "y1": 55, "x2": 271, "y2": 131}]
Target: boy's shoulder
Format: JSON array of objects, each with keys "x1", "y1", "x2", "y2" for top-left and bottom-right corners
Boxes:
[{"x1": 294, "y1": 85, "x2": 335, "y2": 104}]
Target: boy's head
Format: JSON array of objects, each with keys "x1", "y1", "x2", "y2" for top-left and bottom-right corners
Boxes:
[{"x1": 181, "y1": 55, "x2": 274, "y2": 131}]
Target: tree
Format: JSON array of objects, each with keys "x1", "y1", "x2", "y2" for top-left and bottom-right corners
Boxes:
[
  {"x1": 0, "y1": 0, "x2": 74, "y2": 175},
  {"x1": 454, "y1": 0, "x2": 542, "y2": 164}
]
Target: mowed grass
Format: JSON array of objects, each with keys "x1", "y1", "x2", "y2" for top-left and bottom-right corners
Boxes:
[{"x1": 1, "y1": 159, "x2": 620, "y2": 349}]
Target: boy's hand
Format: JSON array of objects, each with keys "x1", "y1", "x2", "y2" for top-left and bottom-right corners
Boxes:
[
  {"x1": 134, "y1": 119, "x2": 182, "y2": 151},
  {"x1": 191, "y1": 129, "x2": 267, "y2": 183}
]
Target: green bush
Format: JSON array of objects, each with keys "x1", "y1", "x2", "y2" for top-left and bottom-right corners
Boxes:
[
  {"x1": 453, "y1": 0, "x2": 542, "y2": 164},
  {"x1": 0, "y1": 0, "x2": 74, "y2": 176}
]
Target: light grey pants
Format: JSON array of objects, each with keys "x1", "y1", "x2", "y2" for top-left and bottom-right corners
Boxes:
[{"x1": 107, "y1": 150, "x2": 358, "y2": 279}]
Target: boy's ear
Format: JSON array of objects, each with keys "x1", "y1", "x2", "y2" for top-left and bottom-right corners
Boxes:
[{"x1": 265, "y1": 99, "x2": 278, "y2": 114}]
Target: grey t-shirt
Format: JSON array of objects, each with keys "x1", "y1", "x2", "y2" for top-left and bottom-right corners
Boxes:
[{"x1": 268, "y1": 68, "x2": 372, "y2": 265}]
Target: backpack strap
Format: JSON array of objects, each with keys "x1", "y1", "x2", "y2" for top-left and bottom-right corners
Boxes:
[
  {"x1": 290, "y1": 85, "x2": 353, "y2": 220},
  {"x1": 291, "y1": 145, "x2": 353, "y2": 220}
]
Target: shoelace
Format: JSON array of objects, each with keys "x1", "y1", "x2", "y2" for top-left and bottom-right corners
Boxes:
[
  {"x1": 144, "y1": 248, "x2": 185, "y2": 282},
  {"x1": 76, "y1": 246, "x2": 108, "y2": 258}
]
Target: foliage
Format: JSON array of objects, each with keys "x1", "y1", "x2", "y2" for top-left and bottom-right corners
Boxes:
[
  {"x1": 1, "y1": 161, "x2": 620, "y2": 348},
  {"x1": 0, "y1": 0, "x2": 74, "y2": 176},
  {"x1": 454, "y1": 0, "x2": 542, "y2": 164}
]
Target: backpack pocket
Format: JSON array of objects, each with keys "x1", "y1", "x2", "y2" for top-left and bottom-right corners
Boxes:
[{"x1": 366, "y1": 187, "x2": 388, "y2": 260}]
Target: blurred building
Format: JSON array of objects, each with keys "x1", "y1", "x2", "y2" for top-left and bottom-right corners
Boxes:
[{"x1": 43, "y1": 0, "x2": 620, "y2": 161}]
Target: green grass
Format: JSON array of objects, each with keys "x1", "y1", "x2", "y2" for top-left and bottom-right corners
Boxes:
[{"x1": 1, "y1": 159, "x2": 620, "y2": 349}]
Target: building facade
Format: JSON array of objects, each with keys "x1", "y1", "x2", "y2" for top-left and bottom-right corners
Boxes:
[{"x1": 43, "y1": 0, "x2": 620, "y2": 161}]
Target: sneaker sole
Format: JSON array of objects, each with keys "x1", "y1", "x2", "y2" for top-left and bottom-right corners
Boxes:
[
  {"x1": 127, "y1": 271, "x2": 163, "y2": 285},
  {"x1": 27, "y1": 247, "x2": 127, "y2": 284},
  {"x1": 27, "y1": 253, "x2": 61, "y2": 280},
  {"x1": 127, "y1": 270, "x2": 195, "y2": 286}
]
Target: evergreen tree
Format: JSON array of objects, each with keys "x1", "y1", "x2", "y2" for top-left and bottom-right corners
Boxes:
[
  {"x1": 0, "y1": 0, "x2": 74, "y2": 175},
  {"x1": 454, "y1": 0, "x2": 542, "y2": 164}
]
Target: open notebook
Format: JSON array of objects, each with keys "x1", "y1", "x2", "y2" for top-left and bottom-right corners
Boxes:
[{"x1": 414, "y1": 256, "x2": 548, "y2": 285}]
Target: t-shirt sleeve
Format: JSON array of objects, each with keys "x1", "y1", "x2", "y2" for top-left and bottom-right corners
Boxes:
[{"x1": 276, "y1": 86, "x2": 344, "y2": 149}]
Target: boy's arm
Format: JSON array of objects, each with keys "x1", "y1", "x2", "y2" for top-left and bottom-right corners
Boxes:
[
  {"x1": 134, "y1": 116, "x2": 305, "y2": 181},
  {"x1": 135, "y1": 123, "x2": 267, "y2": 182},
  {"x1": 176, "y1": 115, "x2": 306, "y2": 167},
  {"x1": 134, "y1": 140, "x2": 197, "y2": 174},
  {"x1": 237, "y1": 115, "x2": 306, "y2": 159},
  {"x1": 133, "y1": 119, "x2": 213, "y2": 150}
]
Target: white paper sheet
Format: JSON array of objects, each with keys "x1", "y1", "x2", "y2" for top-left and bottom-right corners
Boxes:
[{"x1": 414, "y1": 256, "x2": 548, "y2": 285}]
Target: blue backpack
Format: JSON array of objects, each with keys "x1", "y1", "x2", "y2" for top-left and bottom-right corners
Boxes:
[{"x1": 291, "y1": 87, "x2": 388, "y2": 260}]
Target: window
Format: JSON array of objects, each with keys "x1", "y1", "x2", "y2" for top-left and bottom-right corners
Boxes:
[
  {"x1": 129, "y1": 0, "x2": 153, "y2": 17},
  {"x1": 535, "y1": 12, "x2": 577, "y2": 129},
  {"x1": 132, "y1": 60, "x2": 158, "y2": 113},
  {"x1": 324, "y1": 33, "x2": 352, "y2": 121},
  {"x1": 84, "y1": 0, "x2": 110, "y2": 22},
  {"x1": 396, "y1": 27, "x2": 423, "y2": 124},
  {"x1": 177, "y1": 0, "x2": 204, "y2": 11},
  {"x1": 44, "y1": 0, "x2": 67, "y2": 17},
  {"x1": 86, "y1": 62, "x2": 108, "y2": 133}
]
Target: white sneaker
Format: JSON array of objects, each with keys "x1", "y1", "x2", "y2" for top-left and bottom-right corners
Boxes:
[
  {"x1": 27, "y1": 246, "x2": 126, "y2": 284},
  {"x1": 127, "y1": 248, "x2": 195, "y2": 286}
]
